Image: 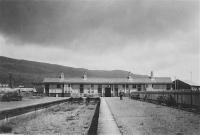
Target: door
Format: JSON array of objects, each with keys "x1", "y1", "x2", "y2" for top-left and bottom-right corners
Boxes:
[
  {"x1": 45, "y1": 84, "x2": 49, "y2": 96},
  {"x1": 115, "y1": 88, "x2": 118, "y2": 96},
  {"x1": 105, "y1": 87, "x2": 111, "y2": 97}
]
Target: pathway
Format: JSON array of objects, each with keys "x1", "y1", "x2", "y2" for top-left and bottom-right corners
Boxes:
[{"x1": 97, "y1": 97, "x2": 121, "y2": 135}]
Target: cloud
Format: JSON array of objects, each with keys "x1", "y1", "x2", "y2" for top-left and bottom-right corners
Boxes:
[
  {"x1": 0, "y1": 0, "x2": 199, "y2": 82},
  {"x1": 0, "y1": 0, "x2": 198, "y2": 48}
]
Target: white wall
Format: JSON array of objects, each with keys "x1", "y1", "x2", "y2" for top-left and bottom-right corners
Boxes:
[
  {"x1": 49, "y1": 89, "x2": 62, "y2": 93},
  {"x1": 71, "y1": 84, "x2": 80, "y2": 94},
  {"x1": 49, "y1": 84, "x2": 63, "y2": 93}
]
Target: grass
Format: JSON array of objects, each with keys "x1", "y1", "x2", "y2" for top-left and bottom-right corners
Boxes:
[
  {"x1": 0, "y1": 98, "x2": 100, "y2": 134},
  {"x1": 0, "y1": 124, "x2": 12, "y2": 133}
]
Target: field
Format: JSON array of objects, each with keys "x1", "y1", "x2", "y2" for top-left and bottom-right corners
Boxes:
[
  {"x1": 106, "y1": 97, "x2": 200, "y2": 135},
  {"x1": 0, "y1": 100, "x2": 97, "y2": 134}
]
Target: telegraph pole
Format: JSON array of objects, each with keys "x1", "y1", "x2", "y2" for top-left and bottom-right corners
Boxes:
[
  {"x1": 8, "y1": 73, "x2": 13, "y2": 88},
  {"x1": 174, "y1": 76, "x2": 176, "y2": 90}
]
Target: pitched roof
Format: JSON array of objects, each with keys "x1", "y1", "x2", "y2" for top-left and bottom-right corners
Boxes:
[
  {"x1": 43, "y1": 76, "x2": 172, "y2": 84},
  {"x1": 180, "y1": 80, "x2": 200, "y2": 86}
]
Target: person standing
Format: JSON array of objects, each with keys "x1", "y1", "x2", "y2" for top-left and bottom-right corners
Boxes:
[{"x1": 119, "y1": 90, "x2": 123, "y2": 100}]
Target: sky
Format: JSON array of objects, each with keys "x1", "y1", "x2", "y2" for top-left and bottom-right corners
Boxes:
[{"x1": 0, "y1": 0, "x2": 199, "y2": 82}]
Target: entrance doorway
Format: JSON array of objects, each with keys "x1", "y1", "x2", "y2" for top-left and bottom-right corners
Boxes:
[
  {"x1": 45, "y1": 84, "x2": 49, "y2": 96},
  {"x1": 105, "y1": 87, "x2": 111, "y2": 97},
  {"x1": 114, "y1": 88, "x2": 118, "y2": 96}
]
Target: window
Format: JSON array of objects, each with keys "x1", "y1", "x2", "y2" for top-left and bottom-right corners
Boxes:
[
  {"x1": 167, "y1": 84, "x2": 171, "y2": 90},
  {"x1": 132, "y1": 84, "x2": 136, "y2": 88},
  {"x1": 80, "y1": 84, "x2": 84, "y2": 93},
  {"x1": 98, "y1": 85, "x2": 102, "y2": 93},
  {"x1": 137, "y1": 84, "x2": 141, "y2": 91},
  {"x1": 57, "y1": 84, "x2": 61, "y2": 88},
  {"x1": 91, "y1": 84, "x2": 94, "y2": 89}
]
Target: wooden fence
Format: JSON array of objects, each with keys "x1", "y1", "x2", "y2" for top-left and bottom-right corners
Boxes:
[{"x1": 130, "y1": 90, "x2": 200, "y2": 108}]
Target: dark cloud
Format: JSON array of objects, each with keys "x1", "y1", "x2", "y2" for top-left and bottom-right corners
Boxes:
[{"x1": 0, "y1": 0, "x2": 198, "y2": 47}]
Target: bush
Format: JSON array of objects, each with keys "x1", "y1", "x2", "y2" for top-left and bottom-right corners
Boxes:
[
  {"x1": 86, "y1": 97, "x2": 100, "y2": 105},
  {"x1": 165, "y1": 95, "x2": 177, "y2": 106},
  {"x1": 0, "y1": 124, "x2": 12, "y2": 133},
  {"x1": 143, "y1": 94, "x2": 148, "y2": 101},
  {"x1": 1, "y1": 92, "x2": 22, "y2": 102},
  {"x1": 157, "y1": 95, "x2": 177, "y2": 106},
  {"x1": 69, "y1": 97, "x2": 83, "y2": 103},
  {"x1": 131, "y1": 94, "x2": 140, "y2": 100},
  {"x1": 157, "y1": 95, "x2": 166, "y2": 105},
  {"x1": 86, "y1": 97, "x2": 91, "y2": 105}
]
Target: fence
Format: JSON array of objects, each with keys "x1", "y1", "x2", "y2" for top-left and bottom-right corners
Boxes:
[
  {"x1": 130, "y1": 90, "x2": 200, "y2": 108},
  {"x1": 0, "y1": 98, "x2": 69, "y2": 121}
]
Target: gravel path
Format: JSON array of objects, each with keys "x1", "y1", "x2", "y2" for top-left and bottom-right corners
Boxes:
[{"x1": 106, "y1": 97, "x2": 200, "y2": 135}]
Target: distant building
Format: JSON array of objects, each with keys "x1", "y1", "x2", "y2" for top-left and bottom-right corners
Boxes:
[
  {"x1": 39, "y1": 72, "x2": 172, "y2": 97},
  {"x1": 172, "y1": 79, "x2": 200, "y2": 91},
  {"x1": 0, "y1": 83, "x2": 9, "y2": 88}
]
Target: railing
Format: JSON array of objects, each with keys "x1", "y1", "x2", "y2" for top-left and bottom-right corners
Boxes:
[
  {"x1": 130, "y1": 90, "x2": 200, "y2": 108},
  {"x1": 0, "y1": 98, "x2": 69, "y2": 121}
]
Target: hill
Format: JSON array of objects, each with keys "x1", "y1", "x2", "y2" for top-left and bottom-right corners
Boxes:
[{"x1": 0, "y1": 56, "x2": 148, "y2": 87}]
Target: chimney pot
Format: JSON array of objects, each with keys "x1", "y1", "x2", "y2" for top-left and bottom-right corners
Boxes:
[
  {"x1": 150, "y1": 71, "x2": 154, "y2": 78},
  {"x1": 82, "y1": 72, "x2": 87, "y2": 80},
  {"x1": 60, "y1": 72, "x2": 64, "y2": 79}
]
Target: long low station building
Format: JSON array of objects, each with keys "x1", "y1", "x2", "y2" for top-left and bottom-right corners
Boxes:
[{"x1": 39, "y1": 72, "x2": 172, "y2": 97}]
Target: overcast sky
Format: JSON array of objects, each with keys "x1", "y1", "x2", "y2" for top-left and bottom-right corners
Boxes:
[{"x1": 0, "y1": 0, "x2": 199, "y2": 82}]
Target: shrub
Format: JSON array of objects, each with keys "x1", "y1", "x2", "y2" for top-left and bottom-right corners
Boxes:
[
  {"x1": 68, "y1": 97, "x2": 83, "y2": 104},
  {"x1": 1, "y1": 92, "x2": 22, "y2": 102},
  {"x1": 86, "y1": 97, "x2": 91, "y2": 105},
  {"x1": 157, "y1": 95, "x2": 166, "y2": 105},
  {"x1": 143, "y1": 94, "x2": 148, "y2": 101},
  {"x1": 165, "y1": 95, "x2": 177, "y2": 106},
  {"x1": 0, "y1": 124, "x2": 12, "y2": 133},
  {"x1": 131, "y1": 94, "x2": 140, "y2": 100}
]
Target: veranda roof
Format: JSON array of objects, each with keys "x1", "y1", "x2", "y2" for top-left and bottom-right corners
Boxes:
[{"x1": 43, "y1": 77, "x2": 172, "y2": 84}]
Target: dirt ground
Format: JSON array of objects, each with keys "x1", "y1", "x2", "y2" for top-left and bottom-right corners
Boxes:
[
  {"x1": 106, "y1": 97, "x2": 200, "y2": 135},
  {"x1": 3, "y1": 102, "x2": 96, "y2": 135}
]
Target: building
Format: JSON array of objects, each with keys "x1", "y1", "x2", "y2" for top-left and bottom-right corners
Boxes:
[
  {"x1": 39, "y1": 71, "x2": 172, "y2": 97},
  {"x1": 0, "y1": 83, "x2": 9, "y2": 88},
  {"x1": 172, "y1": 79, "x2": 200, "y2": 91}
]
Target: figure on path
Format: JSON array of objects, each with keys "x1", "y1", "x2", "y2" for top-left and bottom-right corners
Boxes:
[{"x1": 119, "y1": 91, "x2": 123, "y2": 100}]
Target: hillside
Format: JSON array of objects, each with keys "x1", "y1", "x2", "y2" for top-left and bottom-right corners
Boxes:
[{"x1": 0, "y1": 56, "x2": 148, "y2": 87}]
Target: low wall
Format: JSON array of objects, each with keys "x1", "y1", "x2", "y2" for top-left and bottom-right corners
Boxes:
[
  {"x1": 0, "y1": 98, "x2": 69, "y2": 120},
  {"x1": 131, "y1": 90, "x2": 200, "y2": 107},
  {"x1": 87, "y1": 98, "x2": 100, "y2": 135}
]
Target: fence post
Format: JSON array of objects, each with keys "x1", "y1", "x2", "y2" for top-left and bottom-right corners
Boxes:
[
  {"x1": 35, "y1": 106, "x2": 37, "y2": 117},
  {"x1": 4, "y1": 113, "x2": 8, "y2": 123},
  {"x1": 177, "y1": 91, "x2": 178, "y2": 106},
  {"x1": 191, "y1": 90, "x2": 193, "y2": 107}
]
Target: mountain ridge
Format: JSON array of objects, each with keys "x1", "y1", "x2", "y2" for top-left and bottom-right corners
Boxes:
[{"x1": 0, "y1": 56, "x2": 148, "y2": 87}]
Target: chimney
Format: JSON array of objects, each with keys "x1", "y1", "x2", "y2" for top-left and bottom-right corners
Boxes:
[
  {"x1": 127, "y1": 72, "x2": 132, "y2": 80},
  {"x1": 150, "y1": 71, "x2": 154, "y2": 78},
  {"x1": 60, "y1": 72, "x2": 64, "y2": 79},
  {"x1": 82, "y1": 72, "x2": 87, "y2": 80}
]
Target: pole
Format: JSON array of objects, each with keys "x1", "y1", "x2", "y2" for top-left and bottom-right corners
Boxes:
[{"x1": 174, "y1": 76, "x2": 176, "y2": 90}]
